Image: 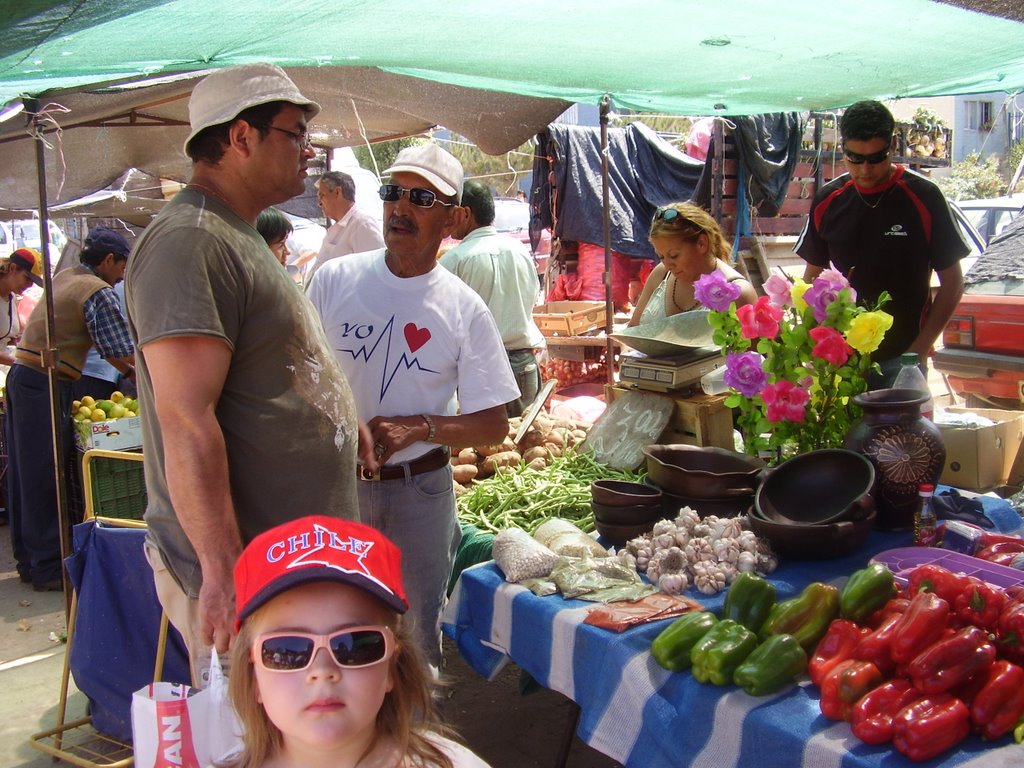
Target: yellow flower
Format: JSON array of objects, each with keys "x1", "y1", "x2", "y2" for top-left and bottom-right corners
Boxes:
[
  {"x1": 845, "y1": 311, "x2": 894, "y2": 354},
  {"x1": 790, "y1": 279, "x2": 810, "y2": 311}
]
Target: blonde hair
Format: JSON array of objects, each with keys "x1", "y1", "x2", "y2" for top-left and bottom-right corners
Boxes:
[
  {"x1": 649, "y1": 202, "x2": 731, "y2": 263},
  {"x1": 224, "y1": 608, "x2": 455, "y2": 768}
]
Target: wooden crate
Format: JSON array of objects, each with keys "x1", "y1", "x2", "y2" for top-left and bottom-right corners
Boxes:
[
  {"x1": 533, "y1": 301, "x2": 605, "y2": 337},
  {"x1": 604, "y1": 384, "x2": 734, "y2": 449}
]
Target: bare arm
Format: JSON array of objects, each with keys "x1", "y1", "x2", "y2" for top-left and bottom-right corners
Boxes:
[
  {"x1": 367, "y1": 405, "x2": 509, "y2": 463},
  {"x1": 142, "y1": 336, "x2": 240, "y2": 653},
  {"x1": 910, "y1": 262, "x2": 965, "y2": 358},
  {"x1": 628, "y1": 264, "x2": 667, "y2": 327},
  {"x1": 802, "y1": 263, "x2": 825, "y2": 283}
]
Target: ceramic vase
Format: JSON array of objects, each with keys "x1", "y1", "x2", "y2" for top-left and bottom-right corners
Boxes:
[{"x1": 843, "y1": 388, "x2": 946, "y2": 531}]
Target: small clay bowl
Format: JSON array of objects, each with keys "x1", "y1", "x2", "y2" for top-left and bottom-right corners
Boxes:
[
  {"x1": 591, "y1": 479, "x2": 663, "y2": 507},
  {"x1": 595, "y1": 519, "x2": 658, "y2": 548},
  {"x1": 591, "y1": 500, "x2": 665, "y2": 526}
]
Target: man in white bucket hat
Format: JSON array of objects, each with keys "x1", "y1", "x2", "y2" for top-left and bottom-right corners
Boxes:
[{"x1": 125, "y1": 64, "x2": 371, "y2": 686}]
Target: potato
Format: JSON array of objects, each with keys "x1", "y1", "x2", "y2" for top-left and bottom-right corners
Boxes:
[
  {"x1": 527, "y1": 457, "x2": 548, "y2": 471},
  {"x1": 481, "y1": 450, "x2": 522, "y2": 475},
  {"x1": 474, "y1": 442, "x2": 506, "y2": 457},
  {"x1": 518, "y1": 429, "x2": 546, "y2": 450},
  {"x1": 522, "y1": 446, "x2": 549, "y2": 464},
  {"x1": 572, "y1": 429, "x2": 588, "y2": 441},
  {"x1": 457, "y1": 447, "x2": 479, "y2": 465},
  {"x1": 544, "y1": 430, "x2": 564, "y2": 448},
  {"x1": 545, "y1": 443, "x2": 563, "y2": 457},
  {"x1": 452, "y1": 463, "x2": 479, "y2": 485}
]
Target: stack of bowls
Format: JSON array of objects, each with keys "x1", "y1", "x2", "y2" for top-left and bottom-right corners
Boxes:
[
  {"x1": 590, "y1": 480, "x2": 664, "y2": 546},
  {"x1": 747, "y1": 449, "x2": 876, "y2": 560},
  {"x1": 642, "y1": 444, "x2": 765, "y2": 519}
]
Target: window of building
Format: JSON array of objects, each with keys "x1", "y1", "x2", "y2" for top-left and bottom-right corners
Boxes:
[{"x1": 965, "y1": 100, "x2": 994, "y2": 131}]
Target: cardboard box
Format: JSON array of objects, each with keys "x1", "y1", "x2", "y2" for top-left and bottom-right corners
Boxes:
[
  {"x1": 74, "y1": 416, "x2": 143, "y2": 452},
  {"x1": 937, "y1": 407, "x2": 1024, "y2": 491},
  {"x1": 604, "y1": 384, "x2": 734, "y2": 449},
  {"x1": 533, "y1": 301, "x2": 605, "y2": 337}
]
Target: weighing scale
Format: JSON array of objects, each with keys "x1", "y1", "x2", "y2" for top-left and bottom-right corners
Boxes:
[{"x1": 618, "y1": 347, "x2": 724, "y2": 393}]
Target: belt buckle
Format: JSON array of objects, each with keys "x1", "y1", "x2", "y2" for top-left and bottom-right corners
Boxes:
[{"x1": 358, "y1": 465, "x2": 380, "y2": 481}]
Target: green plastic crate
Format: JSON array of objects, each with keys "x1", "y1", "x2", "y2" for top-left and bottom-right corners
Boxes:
[{"x1": 86, "y1": 452, "x2": 147, "y2": 520}]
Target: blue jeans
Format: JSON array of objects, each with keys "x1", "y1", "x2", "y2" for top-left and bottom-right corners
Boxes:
[
  {"x1": 506, "y1": 349, "x2": 541, "y2": 418},
  {"x1": 356, "y1": 463, "x2": 459, "y2": 668}
]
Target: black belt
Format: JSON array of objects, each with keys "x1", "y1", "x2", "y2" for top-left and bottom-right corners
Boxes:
[{"x1": 358, "y1": 447, "x2": 450, "y2": 481}]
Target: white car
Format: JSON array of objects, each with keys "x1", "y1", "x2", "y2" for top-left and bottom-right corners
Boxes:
[{"x1": 955, "y1": 194, "x2": 1024, "y2": 246}]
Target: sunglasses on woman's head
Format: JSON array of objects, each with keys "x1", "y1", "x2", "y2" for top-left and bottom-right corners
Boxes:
[
  {"x1": 254, "y1": 626, "x2": 394, "y2": 672},
  {"x1": 655, "y1": 207, "x2": 682, "y2": 222},
  {"x1": 379, "y1": 183, "x2": 455, "y2": 208}
]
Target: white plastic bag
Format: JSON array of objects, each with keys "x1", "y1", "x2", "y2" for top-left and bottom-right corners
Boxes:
[{"x1": 131, "y1": 651, "x2": 243, "y2": 768}]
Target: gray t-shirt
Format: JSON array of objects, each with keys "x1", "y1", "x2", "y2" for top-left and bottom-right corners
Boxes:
[{"x1": 125, "y1": 189, "x2": 360, "y2": 596}]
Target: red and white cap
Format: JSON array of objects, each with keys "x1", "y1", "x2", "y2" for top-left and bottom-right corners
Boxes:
[{"x1": 234, "y1": 516, "x2": 408, "y2": 630}]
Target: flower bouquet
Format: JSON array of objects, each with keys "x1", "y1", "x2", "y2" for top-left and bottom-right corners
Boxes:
[{"x1": 695, "y1": 269, "x2": 893, "y2": 460}]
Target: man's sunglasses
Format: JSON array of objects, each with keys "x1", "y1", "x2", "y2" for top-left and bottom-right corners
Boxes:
[
  {"x1": 254, "y1": 626, "x2": 394, "y2": 672},
  {"x1": 379, "y1": 184, "x2": 455, "y2": 208},
  {"x1": 843, "y1": 147, "x2": 890, "y2": 165}
]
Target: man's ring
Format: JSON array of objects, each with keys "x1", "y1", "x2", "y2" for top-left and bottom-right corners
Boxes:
[{"x1": 374, "y1": 442, "x2": 386, "y2": 457}]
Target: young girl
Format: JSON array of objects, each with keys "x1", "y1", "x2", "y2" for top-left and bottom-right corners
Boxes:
[
  {"x1": 628, "y1": 202, "x2": 756, "y2": 327},
  {"x1": 226, "y1": 515, "x2": 491, "y2": 768}
]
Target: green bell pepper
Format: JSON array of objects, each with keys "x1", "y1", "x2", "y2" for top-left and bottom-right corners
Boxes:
[
  {"x1": 839, "y1": 563, "x2": 898, "y2": 624},
  {"x1": 690, "y1": 618, "x2": 758, "y2": 685},
  {"x1": 759, "y1": 581, "x2": 840, "y2": 651},
  {"x1": 650, "y1": 611, "x2": 719, "y2": 672},
  {"x1": 722, "y1": 571, "x2": 777, "y2": 632},
  {"x1": 733, "y1": 633, "x2": 808, "y2": 696}
]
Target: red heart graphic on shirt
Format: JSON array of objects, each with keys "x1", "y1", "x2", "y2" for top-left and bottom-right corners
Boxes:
[{"x1": 404, "y1": 323, "x2": 431, "y2": 352}]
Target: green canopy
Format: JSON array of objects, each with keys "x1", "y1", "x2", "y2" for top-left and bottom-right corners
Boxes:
[{"x1": 4, "y1": 0, "x2": 1024, "y2": 114}]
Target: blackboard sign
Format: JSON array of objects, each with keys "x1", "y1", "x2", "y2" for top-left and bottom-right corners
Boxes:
[{"x1": 582, "y1": 390, "x2": 674, "y2": 470}]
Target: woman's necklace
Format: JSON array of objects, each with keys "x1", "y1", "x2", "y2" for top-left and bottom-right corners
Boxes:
[{"x1": 669, "y1": 275, "x2": 699, "y2": 313}]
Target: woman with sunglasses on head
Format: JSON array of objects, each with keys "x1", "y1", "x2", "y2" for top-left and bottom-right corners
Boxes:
[
  {"x1": 628, "y1": 202, "x2": 756, "y2": 327},
  {"x1": 224, "y1": 515, "x2": 490, "y2": 768}
]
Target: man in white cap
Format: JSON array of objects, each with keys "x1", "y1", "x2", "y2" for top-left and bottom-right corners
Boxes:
[
  {"x1": 307, "y1": 142, "x2": 517, "y2": 669},
  {"x1": 125, "y1": 63, "x2": 370, "y2": 685}
]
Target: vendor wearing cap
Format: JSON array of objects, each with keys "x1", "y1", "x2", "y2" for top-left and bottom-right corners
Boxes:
[
  {"x1": 307, "y1": 143, "x2": 517, "y2": 669},
  {"x1": 125, "y1": 63, "x2": 368, "y2": 686},
  {"x1": 6, "y1": 226, "x2": 136, "y2": 592},
  {"x1": 0, "y1": 247, "x2": 43, "y2": 368}
]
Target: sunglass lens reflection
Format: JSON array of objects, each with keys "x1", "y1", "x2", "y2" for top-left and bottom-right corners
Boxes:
[{"x1": 330, "y1": 629, "x2": 387, "y2": 666}]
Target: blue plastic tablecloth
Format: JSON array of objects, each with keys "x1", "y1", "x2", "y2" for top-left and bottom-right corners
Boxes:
[{"x1": 442, "y1": 492, "x2": 1023, "y2": 768}]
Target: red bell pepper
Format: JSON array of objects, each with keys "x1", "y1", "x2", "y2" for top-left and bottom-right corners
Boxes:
[
  {"x1": 818, "y1": 658, "x2": 885, "y2": 721},
  {"x1": 981, "y1": 551, "x2": 1024, "y2": 567},
  {"x1": 978, "y1": 530, "x2": 1024, "y2": 548},
  {"x1": 954, "y1": 580, "x2": 1008, "y2": 630},
  {"x1": 809, "y1": 619, "x2": 870, "y2": 687},
  {"x1": 891, "y1": 591, "x2": 951, "y2": 665},
  {"x1": 995, "y1": 600, "x2": 1024, "y2": 664},
  {"x1": 853, "y1": 611, "x2": 903, "y2": 674},
  {"x1": 892, "y1": 694, "x2": 971, "y2": 761},
  {"x1": 977, "y1": 540, "x2": 1024, "y2": 560},
  {"x1": 907, "y1": 625, "x2": 996, "y2": 694},
  {"x1": 970, "y1": 659, "x2": 1024, "y2": 740},
  {"x1": 906, "y1": 564, "x2": 968, "y2": 605},
  {"x1": 850, "y1": 678, "x2": 923, "y2": 745},
  {"x1": 866, "y1": 597, "x2": 910, "y2": 628}
]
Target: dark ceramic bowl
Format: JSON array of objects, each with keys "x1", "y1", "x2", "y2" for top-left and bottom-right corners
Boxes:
[
  {"x1": 591, "y1": 500, "x2": 665, "y2": 526},
  {"x1": 746, "y1": 507, "x2": 877, "y2": 560},
  {"x1": 590, "y1": 479, "x2": 663, "y2": 507},
  {"x1": 642, "y1": 478, "x2": 752, "y2": 519},
  {"x1": 595, "y1": 519, "x2": 659, "y2": 548},
  {"x1": 755, "y1": 449, "x2": 875, "y2": 526},
  {"x1": 643, "y1": 444, "x2": 765, "y2": 499}
]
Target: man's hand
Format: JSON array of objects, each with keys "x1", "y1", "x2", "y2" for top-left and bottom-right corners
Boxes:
[
  {"x1": 367, "y1": 415, "x2": 425, "y2": 464},
  {"x1": 197, "y1": 567, "x2": 236, "y2": 653}
]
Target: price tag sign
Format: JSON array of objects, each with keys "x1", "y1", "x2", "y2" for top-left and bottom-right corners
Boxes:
[{"x1": 582, "y1": 390, "x2": 674, "y2": 469}]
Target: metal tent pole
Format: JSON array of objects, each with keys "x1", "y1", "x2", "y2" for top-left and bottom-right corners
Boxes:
[
  {"x1": 26, "y1": 98, "x2": 72, "y2": 616},
  {"x1": 599, "y1": 95, "x2": 614, "y2": 386}
]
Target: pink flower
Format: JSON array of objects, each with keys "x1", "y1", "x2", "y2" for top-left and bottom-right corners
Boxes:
[
  {"x1": 724, "y1": 352, "x2": 767, "y2": 397},
  {"x1": 803, "y1": 270, "x2": 855, "y2": 323},
  {"x1": 694, "y1": 270, "x2": 742, "y2": 312},
  {"x1": 736, "y1": 296, "x2": 782, "y2": 339},
  {"x1": 760, "y1": 380, "x2": 810, "y2": 423},
  {"x1": 762, "y1": 274, "x2": 792, "y2": 307},
  {"x1": 809, "y1": 326, "x2": 853, "y2": 366}
]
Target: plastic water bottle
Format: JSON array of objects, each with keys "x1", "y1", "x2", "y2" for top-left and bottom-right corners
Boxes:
[
  {"x1": 892, "y1": 352, "x2": 933, "y2": 421},
  {"x1": 914, "y1": 483, "x2": 938, "y2": 547}
]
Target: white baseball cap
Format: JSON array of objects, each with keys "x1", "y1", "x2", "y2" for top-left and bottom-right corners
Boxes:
[
  {"x1": 384, "y1": 143, "x2": 465, "y2": 204},
  {"x1": 184, "y1": 63, "x2": 320, "y2": 155}
]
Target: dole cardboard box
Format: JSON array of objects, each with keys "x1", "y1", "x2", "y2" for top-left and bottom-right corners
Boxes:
[
  {"x1": 74, "y1": 416, "x2": 143, "y2": 452},
  {"x1": 936, "y1": 407, "x2": 1024, "y2": 491}
]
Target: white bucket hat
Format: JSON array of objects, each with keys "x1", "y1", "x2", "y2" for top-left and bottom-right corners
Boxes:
[
  {"x1": 384, "y1": 143, "x2": 465, "y2": 204},
  {"x1": 184, "y1": 63, "x2": 320, "y2": 155}
]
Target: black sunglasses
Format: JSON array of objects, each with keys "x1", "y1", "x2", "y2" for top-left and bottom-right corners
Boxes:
[
  {"x1": 379, "y1": 184, "x2": 455, "y2": 208},
  {"x1": 843, "y1": 147, "x2": 890, "y2": 165},
  {"x1": 255, "y1": 626, "x2": 393, "y2": 672}
]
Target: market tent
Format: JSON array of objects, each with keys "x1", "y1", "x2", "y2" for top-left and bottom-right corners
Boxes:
[{"x1": 1, "y1": 0, "x2": 1024, "y2": 208}]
